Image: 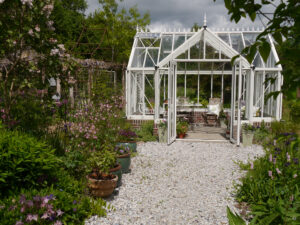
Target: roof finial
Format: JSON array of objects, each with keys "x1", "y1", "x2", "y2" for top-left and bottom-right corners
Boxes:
[{"x1": 204, "y1": 13, "x2": 207, "y2": 29}]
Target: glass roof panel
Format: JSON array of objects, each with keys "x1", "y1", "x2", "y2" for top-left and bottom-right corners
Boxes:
[
  {"x1": 243, "y1": 33, "x2": 258, "y2": 47},
  {"x1": 159, "y1": 35, "x2": 173, "y2": 61},
  {"x1": 145, "y1": 53, "x2": 155, "y2": 67},
  {"x1": 137, "y1": 39, "x2": 144, "y2": 47},
  {"x1": 217, "y1": 34, "x2": 230, "y2": 46},
  {"x1": 132, "y1": 49, "x2": 146, "y2": 67},
  {"x1": 230, "y1": 33, "x2": 244, "y2": 52},
  {"x1": 190, "y1": 40, "x2": 204, "y2": 59},
  {"x1": 253, "y1": 52, "x2": 264, "y2": 68},
  {"x1": 205, "y1": 42, "x2": 219, "y2": 59},
  {"x1": 148, "y1": 49, "x2": 159, "y2": 64},
  {"x1": 141, "y1": 38, "x2": 161, "y2": 47},
  {"x1": 174, "y1": 35, "x2": 185, "y2": 49}
]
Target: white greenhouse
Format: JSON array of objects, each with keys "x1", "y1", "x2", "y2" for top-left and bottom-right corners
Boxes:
[{"x1": 126, "y1": 22, "x2": 282, "y2": 145}]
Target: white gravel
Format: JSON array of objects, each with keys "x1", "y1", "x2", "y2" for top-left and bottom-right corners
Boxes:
[{"x1": 86, "y1": 141, "x2": 264, "y2": 225}]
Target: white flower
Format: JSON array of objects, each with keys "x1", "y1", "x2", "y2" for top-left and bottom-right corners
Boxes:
[
  {"x1": 0, "y1": 0, "x2": 5, "y2": 4},
  {"x1": 35, "y1": 25, "x2": 40, "y2": 32},
  {"x1": 58, "y1": 44, "x2": 65, "y2": 52},
  {"x1": 28, "y1": 29, "x2": 34, "y2": 36},
  {"x1": 21, "y1": 0, "x2": 33, "y2": 8},
  {"x1": 50, "y1": 48, "x2": 59, "y2": 56}
]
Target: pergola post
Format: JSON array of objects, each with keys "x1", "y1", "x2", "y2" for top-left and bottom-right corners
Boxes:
[
  {"x1": 248, "y1": 67, "x2": 255, "y2": 123},
  {"x1": 154, "y1": 68, "x2": 160, "y2": 123}
]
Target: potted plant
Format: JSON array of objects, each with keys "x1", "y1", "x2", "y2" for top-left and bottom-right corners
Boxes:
[
  {"x1": 115, "y1": 145, "x2": 131, "y2": 173},
  {"x1": 242, "y1": 123, "x2": 255, "y2": 146},
  {"x1": 219, "y1": 109, "x2": 227, "y2": 128},
  {"x1": 176, "y1": 121, "x2": 188, "y2": 138},
  {"x1": 116, "y1": 129, "x2": 138, "y2": 152},
  {"x1": 158, "y1": 119, "x2": 167, "y2": 143},
  {"x1": 86, "y1": 149, "x2": 118, "y2": 198}
]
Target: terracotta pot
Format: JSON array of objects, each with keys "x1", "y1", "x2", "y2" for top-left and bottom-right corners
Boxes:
[
  {"x1": 178, "y1": 133, "x2": 185, "y2": 139},
  {"x1": 117, "y1": 153, "x2": 131, "y2": 173},
  {"x1": 109, "y1": 164, "x2": 122, "y2": 187},
  {"x1": 87, "y1": 174, "x2": 118, "y2": 198}
]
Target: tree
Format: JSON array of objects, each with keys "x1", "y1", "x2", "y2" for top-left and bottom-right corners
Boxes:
[
  {"x1": 216, "y1": 0, "x2": 300, "y2": 100},
  {"x1": 84, "y1": 0, "x2": 150, "y2": 63},
  {"x1": 0, "y1": 0, "x2": 74, "y2": 133}
]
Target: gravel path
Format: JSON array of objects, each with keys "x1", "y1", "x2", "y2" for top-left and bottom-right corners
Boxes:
[{"x1": 86, "y1": 141, "x2": 264, "y2": 225}]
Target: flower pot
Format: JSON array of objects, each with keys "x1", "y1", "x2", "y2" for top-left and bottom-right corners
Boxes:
[
  {"x1": 242, "y1": 131, "x2": 254, "y2": 146},
  {"x1": 116, "y1": 141, "x2": 137, "y2": 153},
  {"x1": 178, "y1": 133, "x2": 185, "y2": 139},
  {"x1": 117, "y1": 153, "x2": 131, "y2": 173},
  {"x1": 158, "y1": 127, "x2": 167, "y2": 143},
  {"x1": 109, "y1": 164, "x2": 122, "y2": 187},
  {"x1": 87, "y1": 174, "x2": 118, "y2": 198}
]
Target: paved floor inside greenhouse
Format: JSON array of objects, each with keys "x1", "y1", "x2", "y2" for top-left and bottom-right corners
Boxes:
[
  {"x1": 86, "y1": 142, "x2": 263, "y2": 225},
  {"x1": 183, "y1": 126, "x2": 227, "y2": 141}
]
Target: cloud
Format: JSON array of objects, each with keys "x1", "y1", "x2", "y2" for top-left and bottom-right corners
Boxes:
[{"x1": 86, "y1": 0, "x2": 275, "y2": 30}]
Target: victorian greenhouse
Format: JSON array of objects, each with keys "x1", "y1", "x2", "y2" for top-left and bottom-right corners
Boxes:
[{"x1": 125, "y1": 22, "x2": 282, "y2": 145}]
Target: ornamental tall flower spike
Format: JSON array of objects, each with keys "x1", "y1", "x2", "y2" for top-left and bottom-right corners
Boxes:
[{"x1": 21, "y1": 0, "x2": 33, "y2": 8}]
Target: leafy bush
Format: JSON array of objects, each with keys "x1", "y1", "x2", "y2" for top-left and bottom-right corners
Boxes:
[
  {"x1": 0, "y1": 124, "x2": 61, "y2": 195},
  {"x1": 0, "y1": 187, "x2": 107, "y2": 225},
  {"x1": 235, "y1": 132, "x2": 300, "y2": 224},
  {"x1": 290, "y1": 101, "x2": 300, "y2": 123},
  {"x1": 253, "y1": 122, "x2": 269, "y2": 144},
  {"x1": 136, "y1": 120, "x2": 157, "y2": 142}
]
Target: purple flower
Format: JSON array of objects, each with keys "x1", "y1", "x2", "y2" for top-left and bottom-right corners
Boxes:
[
  {"x1": 250, "y1": 162, "x2": 254, "y2": 169},
  {"x1": 15, "y1": 221, "x2": 24, "y2": 225},
  {"x1": 268, "y1": 171, "x2": 273, "y2": 179},
  {"x1": 269, "y1": 154, "x2": 272, "y2": 162},
  {"x1": 26, "y1": 200, "x2": 34, "y2": 208},
  {"x1": 33, "y1": 195, "x2": 41, "y2": 202},
  {"x1": 293, "y1": 158, "x2": 299, "y2": 165},
  {"x1": 73, "y1": 200, "x2": 77, "y2": 205},
  {"x1": 287, "y1": 153, "x2": 291, "y2": 162},
  {"x1": 41, "y1": 213, "x2": 49, "y2": 219},
  {"x1": 19, "y1": 195, "x2": 26, "y2": 204},
  {"x1": 73, "y1": 208, "x2": 77, "y2": 212}
]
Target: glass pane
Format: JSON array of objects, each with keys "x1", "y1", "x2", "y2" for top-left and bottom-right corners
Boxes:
[
  {"x1": 205, "y1": 42, "x2": 219, "y2": 59},
  {"x1": 148, "y1": 49, "x2": 159, "y2": 64},
  {"x1": 253, "y1": 53, "x2": 264, "y2": 68},
  {"x1": 174, "y1": 35, "x2": 185, "y2": 49},
  {"x1": 230, "y1": 33, "x2": 244, "y2": 52},
  {"x1": 243, "y1": 33, "x2": 258, "y2": 47},
  {"x1": 132, "y1": 49, "x2": 146, "y2": 67},
  {"x1": 221, "y1": 51, "x2": 229, "y2": 59},
  {"x1": 190, "y1": 40, "x2": 204, "y2": 59},
  {"x1": 266, "y1": 50, "x2": 276, "y2": 68},
  {"x1": 145, "y1": 54, "x2": 155, "y2": 67},
  {"x1": 159, "y1": 35, "x2": 173, "y2": 61},
  {"x1": 218, "y1": 34, "x2": 230, "y2": 45},
  {"x1": 137, "y1": 39, "x2": 144, "y2": 47},
  {"x1": 141, "y1": 38, "x2": 161, "y2": 47},
  {"x1": 176, "y1": 50, "x2": 188, "y2": 59}
]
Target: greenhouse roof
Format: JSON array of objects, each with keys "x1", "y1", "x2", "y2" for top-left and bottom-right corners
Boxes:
[{"x1": 128, "y1": 27, "x2": 281, "y2": 70}]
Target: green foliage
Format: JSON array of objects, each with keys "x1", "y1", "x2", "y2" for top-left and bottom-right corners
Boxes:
[
  {"x1": 253, "y1": 122, "x2": 269, "y2": 144},
  {"x1": 0, "y1": 186, "x2": 107, "y2": 225},
  {"x1": 0, "y1": 125, "x2": 61, "y2": 196},
  {"x1": 242, "y1": 123, "x2": 255, "y2": 132},
  {"x1": 235, "y1": 130, "x2": 300, "y2": 224},
  {"x1": 136, "y1": 120, "x2": 157, "y2": 142},
  {"x1": 218, "y1": 0, "x2": 300, "y2": 101},
  {"x1": 86, "y1": 149, "x2": 117, "y2": 174},
  {"x1": 290, "y1": 101, "x2": 300, "y2": 123},
  {"x1": 227, "y1": 207, "x2": 246, "y2": 225},
  {"x1": 176, "y1": 121, "x2": 188, "y2": 135}
]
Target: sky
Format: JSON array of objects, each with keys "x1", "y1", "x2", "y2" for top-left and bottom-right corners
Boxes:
[{"x1": 85, "y1": 0, "x2": 275, "y2": 31}]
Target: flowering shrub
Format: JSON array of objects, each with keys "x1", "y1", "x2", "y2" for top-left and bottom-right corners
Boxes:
[
  {"x1": 0, "y1": 0, "x2": 75, "y2": 134},
  {"x1": 0, "y1": 187, "x2": 107, "y2": 225},
  {"x1": 236, "y1": 132, "x2": 300, "y2": 223},
  {"x1": 68, "y1": 97, "x2": 125, "y2": 152},
  {"x1": 117, "y1": 129, "x2": 137, "y2": 142}
]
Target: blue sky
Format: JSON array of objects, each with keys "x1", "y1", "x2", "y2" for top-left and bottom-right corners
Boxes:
[{"x1": 85, "y1": 0, "x2": 275, "y2": 31}]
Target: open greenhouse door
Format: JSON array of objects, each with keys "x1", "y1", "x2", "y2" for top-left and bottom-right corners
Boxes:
[
  {"x1": 230, "y1": 61, "x2": 242, "y2": 145},
  {"x1": 167, "y1": 61, "x2": 177, "y2": 145}
]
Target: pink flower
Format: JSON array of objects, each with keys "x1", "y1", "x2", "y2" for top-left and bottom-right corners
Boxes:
[
  {"x1": 276, "y1": 168, "x2": 281, "y2": 175},
  {"x1": 15, "y1": 221, "x2": 24, "y2": 225},
  {"x1": 250, "y1": 162, "x2": 254, "y2": 170},
  {"x1": 56, "y1": 209, "x2": 64, "y2": 217},
  {"x1": 269, "y1": 154, "x2": 272, "y2": 162},
  {"x1": 53, "y1": 221, "x2": 62, "y2": 225},
  {"x1": 287, "y1": 153, "x2": 291, "y2": 162},
  {"x1": 294, "y1": 174, "x2": 298, "y2": 178},
  {"x1": 41, "y1": 213, "x2": 49, "y2": 219},
  {"x1": 268, "y1": 170, "x2": 273, "y2": 179}
]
